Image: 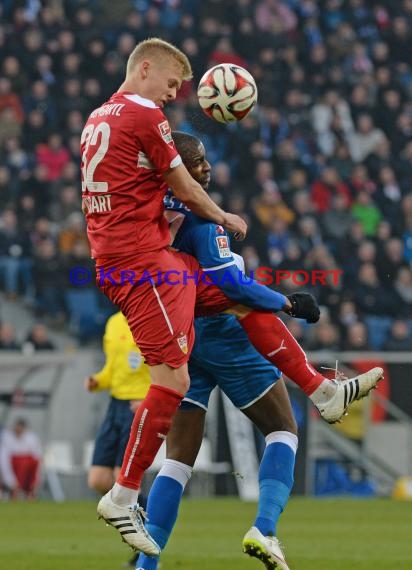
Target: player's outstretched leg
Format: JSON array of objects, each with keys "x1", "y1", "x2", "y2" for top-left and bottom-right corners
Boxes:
[
  {"x1": 238, "y1": 312, "x2": 383, "y2": 423},
  {"x1": 314, "y1": 366, "x2": 384, "y2": 423}
]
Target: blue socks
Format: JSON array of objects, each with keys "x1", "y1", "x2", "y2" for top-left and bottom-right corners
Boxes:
[
  {"x1": 136, "y1": 459, "x2": 192, "y2": 569},
  {"x1": 254, "y1": 431, "x2": 298, "y2": 537}
]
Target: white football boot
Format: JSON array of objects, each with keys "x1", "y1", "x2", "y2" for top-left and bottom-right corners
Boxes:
[
  {"x1": 316, "y1": 367, "x2": 384, "y2": 424},
  {"x1": 243, "y1": 526, "x2": 290, "y2": 570},
  {"x1": 97, "y1": 491, "x2": 160, "y2": 556}
]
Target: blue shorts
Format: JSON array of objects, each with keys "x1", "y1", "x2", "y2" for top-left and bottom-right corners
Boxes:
[
  {"x1": 184, "y1": 314, "x2": 281, "y2": 410},
  {"x1": 92, "y1": 397, "x2": 134, "y2": 467}
]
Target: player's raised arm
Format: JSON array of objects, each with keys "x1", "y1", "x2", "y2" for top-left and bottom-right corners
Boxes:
[{"x1": 163, "y1": 163, "x2": 247, "y2": 240}]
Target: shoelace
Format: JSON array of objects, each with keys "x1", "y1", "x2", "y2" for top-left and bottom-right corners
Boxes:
[
  {"x1": 129, "y1": 504, "x2": 150, "y2": 535},
  {"x1": 320, "y1": 360, "x2": 350, "y2": 422},
  {"x1": 268, "y1": 535, "x2": 287, "y2": 560},
  {"x1": 320, "y1": 359, "x2": 348, "y2": 383}
]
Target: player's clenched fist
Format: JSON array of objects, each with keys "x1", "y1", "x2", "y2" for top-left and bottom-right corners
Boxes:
[
  {"x1": 286, "y1": 292, "x2": 320, "y2": 323},
  {"x1": 222, "y1": 213, "x2": 247, "y2": 240}
]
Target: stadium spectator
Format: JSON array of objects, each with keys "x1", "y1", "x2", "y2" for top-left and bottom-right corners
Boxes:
[
  {"x1": 336, "y1": 299, "x2": 360, "y2": 340},
  {"x1": 351, "y1": 191, "x2": 382, "y2": 236},
  {"x1": 0, "y1": 418, "x2": 42, "y2": 500},
  {"x1": 311, "y1": 166, "x2": 352, "y2": 213},
  {"x1": 343, "y1": 239, "x2": 377, "y2": 285},
  {"x1": 383, "y1": 320, "x2": 412, "y2": 351},
  {"x1": 0, "y1": 107, "x2": 22, "y2": 148},
  {"x1": 0, "y1": 208, "x2": 32, "y2": 300},
  {"x1": 308, "y1": 320, "x2": 341, "y2": 351},
  {"x1": 22, "y1": 80, "x2": 57, "y2": 127},
  {"x1": 31, "y1": 238, "x2": 65, "y2": 320},
  {"x1": 48, "y1": 184, "x2": 80, "y2": 223},
  {"x1": 17, "y1": 194, "x2": 40, "y2": 233},
  {"x1": 290, "y1": 189, "x2": 315, "y2": 219},
  {"x1": 0, "y1": 322, "x2": 21, "y2": 350},
  {"x1": 254, "y1": 188, "x2": 295, "y2": 245},
  {"x1": 394, "y1": 266, "x2": 412, "y2": 317},
  {"x1": 322, "y1": 194, "x2": 354, "y2": 247},
  {"x1": 377, "y1": 237, "x2": 408, "y2": 287},
  {"x1": 311, "y1": 89, "x2": 354, "y2": 157},
  {"x1": 24, "y1": 322, "x2": 56, "y2": 351},
  {"x1": 343, "y1": 321, "x2": 371, "y2": 351},
  {"x1": 207, "y1": 36, "x2": 248, "y2": 69},
  {"x1": 353, "y1": 263, "x2": 400, "y2": 318},
  {"x1": 266, "y1": 217, "x2": 290, "y2": 267},
  {"x1": 296, "y1": 216, "x2": 323, "y2": 255},
  {"x1": 35, "y1": 133, "x2": 70, "y2": 182},
  {"x1": 0, "y1": 76, "x2": 24, "y2": 123},
  {"x1": 348, "y1": 164, "x2": 377, "y2": 195},
  {"x1": 0, "y1": 165, "x2": 17, "y2": 212},
  {"x1": 58, "y1": 212, "x2": 89, "y2": 256},
  {"x1": 348, "y1": 114, "x2": 386, "y2": 163}
]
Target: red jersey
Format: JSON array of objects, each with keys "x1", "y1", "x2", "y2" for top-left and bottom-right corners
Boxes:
[{"x1": 80, "y1": 92, "x2": 182, "y2": 258}]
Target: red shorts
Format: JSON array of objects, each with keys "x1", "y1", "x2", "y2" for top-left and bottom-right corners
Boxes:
[
  {"x1": 11, "y1": 454, "x2": 40, "y2": 494},
  {"x1": 96, "y1": 249, "x2": 234, "y2": 368}
]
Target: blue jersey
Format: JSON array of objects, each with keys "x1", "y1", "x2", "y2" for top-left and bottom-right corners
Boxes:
[
  {"x1": 164, "y1": 192, "x2": 282, "y2": 409},
  {"x1": 164, "y1": 191, "x2": 287, "y2": 312},
  {"x1": 164, "y1": 191, "x2": 236, "y2": 273}
]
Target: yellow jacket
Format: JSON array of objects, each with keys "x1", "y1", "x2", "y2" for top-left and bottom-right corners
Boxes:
[{"x1": 93, "y1": 312, "x2": 151, "y2": 400}]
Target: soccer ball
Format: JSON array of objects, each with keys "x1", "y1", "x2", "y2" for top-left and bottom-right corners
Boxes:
[{"x1": 197, "y1": 63, "x2": 258, "y2": 124}]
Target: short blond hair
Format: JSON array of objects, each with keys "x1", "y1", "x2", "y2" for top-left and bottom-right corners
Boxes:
[{"x1": 126, "y1": 37, "x2": 192, "y2": 80}]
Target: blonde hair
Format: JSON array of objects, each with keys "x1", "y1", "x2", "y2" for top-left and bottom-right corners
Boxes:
[{"x1": 126, "y1": 37, "x2": 192, "y2": 80}]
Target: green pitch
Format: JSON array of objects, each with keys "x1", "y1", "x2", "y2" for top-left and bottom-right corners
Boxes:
[{"x1": 1, "y1": 497, "x2": 411, "y2": 569}]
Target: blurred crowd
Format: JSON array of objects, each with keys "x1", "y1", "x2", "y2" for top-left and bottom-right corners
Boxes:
[{"x1": 0, "y1": 0, "x2": 412, "y2": 350}]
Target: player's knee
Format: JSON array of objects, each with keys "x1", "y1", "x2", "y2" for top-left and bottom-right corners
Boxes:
[
  {"x1": 169, "y1": 366, "x2": 190, "y2": 394},
  {"x1": 150, "y1": 363, "x2": 190, "y2": 395},
  {"x1": 174, "y1": 374, "x2": 190, "y2": 394}
]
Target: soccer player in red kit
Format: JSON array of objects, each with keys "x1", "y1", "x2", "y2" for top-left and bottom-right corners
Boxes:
[{"x1": 80, "y1": 38, "x2": 246, "y2": 555}]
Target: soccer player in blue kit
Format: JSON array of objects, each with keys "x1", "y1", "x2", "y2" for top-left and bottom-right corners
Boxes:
[{"x1": 136, "y1": 132, "x2": 383, "y2": 570}]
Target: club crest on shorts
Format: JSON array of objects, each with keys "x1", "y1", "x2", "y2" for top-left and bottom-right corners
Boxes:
[
  {"x1": 215, "y1": 235, "x2": 231, "y2": 258},
  {"x1": 177, "y1": 333, "x2": 188, "y2": 354},
  {"x1": 158, "y1": 120, "x2": 173, "y2": 143}
]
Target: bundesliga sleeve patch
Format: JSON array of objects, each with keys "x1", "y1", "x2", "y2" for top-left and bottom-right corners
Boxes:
[
  {"x1": 158, "y1": 120, "x2": 173, "y2": 143},
  {"x1": 215, "y1": 236, "x2": 231, "y2": 258}
]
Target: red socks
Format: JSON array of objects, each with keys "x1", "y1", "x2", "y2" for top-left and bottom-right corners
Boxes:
[
  {"x1": 117, "y1": 384, "x2": 182, "y2": 490},
  {"x1": 239, "y1": 311, "x2": 325, "y2": 396}
]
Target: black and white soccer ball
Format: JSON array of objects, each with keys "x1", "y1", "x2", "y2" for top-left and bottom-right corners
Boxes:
[{"x1": 197, "y1": 63, "x2": 258, "y2": 124}]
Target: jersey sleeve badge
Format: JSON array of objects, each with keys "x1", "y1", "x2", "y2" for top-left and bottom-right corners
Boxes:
[
  {"x1": 215, "y1": 236, "x2": 231, "y2": 258},
  {"x1": 158, "y1": 120, "x2": 173, "y2": 144}
]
